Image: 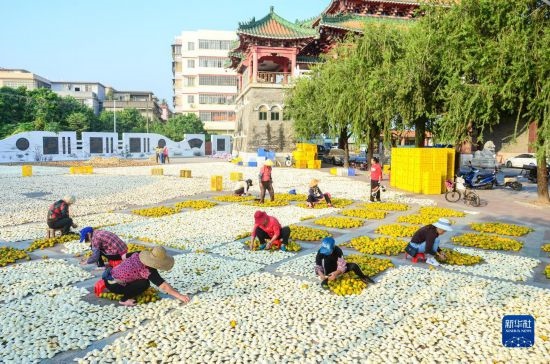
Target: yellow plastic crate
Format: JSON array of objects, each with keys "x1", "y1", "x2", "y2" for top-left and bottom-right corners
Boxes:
[
  {"x1": 293, "y1": 151, "x2": 305, "y2": 160},
  {"x1": 230, "y1": 172, "x2": 243, "y2": 181},
  {"x1": 151, "y1": 168, "x2": 164, "y2": 176},
  {"x1": 330, "y1": 167, "x2": 337, "y2": 175},
  {"x1": 180, "y1": 170, "x2": 192, "y2": 178},
  {"x1": 305, "y1": 152, "x2": 317, "y2": 160},
  {"x1": 295, "y1": 160, "x2": 308, "y2": 169},
  {"x1": 210, "y1": 175, "x2": 223, "y2": 191},
  {"x1": 22, "y1": 165, "x2": 32, "y2": 177}
]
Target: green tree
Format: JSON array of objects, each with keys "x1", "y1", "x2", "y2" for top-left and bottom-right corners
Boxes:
[
  {"x1": 152, "y1": 113, "x2": 205, "y2": 141},
  {"x1": 66, "y1": 112, "x2": 91, "y2": 134},
  {"x1": 98, "y1": 108, "x2": 146, "y2": 133}
]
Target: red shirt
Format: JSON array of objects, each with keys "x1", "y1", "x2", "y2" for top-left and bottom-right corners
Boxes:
[
  {"x1": 259, "y1": 166, "x2": 272, "y2": 182},
  {"x1": 251, "y1": 215, "x2": 281, "y2": 240},
  {"x1": 371, "y1": 163, "x2": 382, "y2": 181}
]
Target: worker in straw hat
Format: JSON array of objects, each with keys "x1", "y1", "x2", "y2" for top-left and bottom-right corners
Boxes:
[
  {"x1": 306, "y1": 179, "x2": 332, "y2": 208},
  {"x1": 102, "y1": 246, "x2": 190, "y2": 306},
  {"x1": 47, "y1": 195, "x2": 77, "y2": 235},
  {"x1": 258, "y1": 159, "x2": 275, "y2": 203},
  {"x1": 405, "y1": 218, "x2": 452, "y2": 267}
]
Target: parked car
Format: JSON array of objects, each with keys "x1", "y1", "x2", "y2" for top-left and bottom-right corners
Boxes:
[
  {"x1": 349, "y1": 151, "x2": 367, "y2": 164},
  {"x1": 317, "y1": 145, "x2": 327, "y2": 158},
  {"x1": 323, "y1": 148, "x2": 345, "y2": 166},
  {"x1": 504, "y1": 153, "x2": 536, "y2": 168}
]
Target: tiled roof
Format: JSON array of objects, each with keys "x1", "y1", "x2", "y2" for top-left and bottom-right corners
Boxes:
[
  {"x1": 237, "y1": 6, "x2": 318, "y2": 40},
  {"x1": 320, "y1": 14, "x2": 412, "y2": 32},
  {"x1": 296, "y1": 56, "x2": 322, "y2": 64}
]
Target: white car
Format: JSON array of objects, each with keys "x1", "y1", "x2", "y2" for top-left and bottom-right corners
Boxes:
[{"x1": 504, "y1": 153, "x2": 536, "y2": 168}]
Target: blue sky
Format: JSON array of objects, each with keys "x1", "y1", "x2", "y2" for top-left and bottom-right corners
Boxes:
[{"x1": 0, "y1": 0, "x2": 328, "y2": 106}]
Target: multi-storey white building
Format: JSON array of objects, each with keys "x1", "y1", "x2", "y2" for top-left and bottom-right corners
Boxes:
[
  {"x1": 172, "y1": 30, "x2": 238, "y2": 134},
  {"x1": 51, "y1": 81, "x2": 106, "y2": 115}
]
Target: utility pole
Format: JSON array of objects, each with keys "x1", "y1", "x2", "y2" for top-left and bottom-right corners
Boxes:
[{"x1": 113, "y1": 99, "x2": 117, "y2": 133}]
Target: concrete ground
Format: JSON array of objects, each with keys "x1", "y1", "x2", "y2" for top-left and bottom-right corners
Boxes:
[{"x1": 1, "y1": 159, "x2": 549, "y2": 362}]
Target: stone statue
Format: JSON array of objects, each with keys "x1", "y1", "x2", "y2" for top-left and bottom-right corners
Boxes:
[{"x1": 470, "y1": 141, "x2": 497, "y2": 168}]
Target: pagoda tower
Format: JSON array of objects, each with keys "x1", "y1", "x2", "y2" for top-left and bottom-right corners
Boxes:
[{"x1": 230, "y1": 1, "x2": 422, "y2": 153}]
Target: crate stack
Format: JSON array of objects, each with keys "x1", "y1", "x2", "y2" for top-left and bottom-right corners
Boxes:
[
  {"x1": 211, "y1": 176, "x2": 223, "y2": 191},
  {"x1": 22, "y1": 165, "x2": 32, "y2": 177},
  {"x1": 390, "y1": 148, "x2": 454, "y2": 194},
  {"x1": 70, "y1": 166, "x2": 94, "y2": 174},
  {"x1": 293, "y1": 143, "x2": 321, "y2": 169},
  {"x1": 230, "y1": 172, "x2": 243, "y2": 181}
]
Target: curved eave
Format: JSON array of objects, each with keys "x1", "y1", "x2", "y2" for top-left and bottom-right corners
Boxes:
[{"x1": 236, "y1": 31, "x2": 318, "y2": 41}]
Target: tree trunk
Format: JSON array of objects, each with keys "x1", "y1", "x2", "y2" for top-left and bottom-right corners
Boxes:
[
  {"x1": 367, "y1": 138, "x2": 375, "y2": 170},
  {"x1": 414, "y1": 116, "x2": 426, "y2": 148},
  {"x1": 537, "y1": 152, "x2": 550, "y2": 204},
  {"x1": 340, "y1": 127, "x2": 349, "y2": 168}
]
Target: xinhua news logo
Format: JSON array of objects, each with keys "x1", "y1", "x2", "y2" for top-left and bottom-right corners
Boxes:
[{"x1": 502, "y1": 315, "x2": 535, "y2": 348}]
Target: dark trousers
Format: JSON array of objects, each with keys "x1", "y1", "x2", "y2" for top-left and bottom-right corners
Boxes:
[
  {"x1": 104, "y1": 279, "x2": 150, "y2": 302},
  {"x1": 370, "y1": 180, "x2": 381, "y2": 202},
  {"x1": 307, "y1": 193, "x2": 331, "y2": 204},
  {"x1": 321, "y1": 263, "x2": 371, "y2": 286},
  {"x1": 255, "y1": 226, "x2": 290, "y2": 246},
  {"x1": 47, "y1": 217, "x2": 73, "y2": 235},
  {"x1": 234, "y1": 187, "x2": 245, "y2": 196},
  {"x1": 259, "y1": 181, "x2": 274, "y2": 202},
  {"x1": 96, "y1": 253, "x2": 123, "y2": 268}
]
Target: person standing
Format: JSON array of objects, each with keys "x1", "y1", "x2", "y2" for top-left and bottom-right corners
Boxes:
[
  {"x1": 47, "y1": 195, "x2": 77, "y2": 235},
  {"x1": 155, "y1": 147, "x2": 161, "y2": 164},
  {"x1": 79, "y1": 227, "x2": 128, "y2": 268},
  {"x1": 370, "y1": 157, "x2": 383, "y2": 202},
  {"x1": 163, "y1": 145, "x2": 170, "y2": 164},
  {"x1": 258, "y1": 159, "x2": 275, "y2": 203},
  {"x1": 249, "y1": 210, "x2": 290, "y2": 251}
]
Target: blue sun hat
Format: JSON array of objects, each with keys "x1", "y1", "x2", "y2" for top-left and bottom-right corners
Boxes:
[
  {"x1": 79, "y1": 226, "x2": 94, "y2": 242},
  {"x1": 288, "y1": 189, "x2": 297, "y2": 195},
  {"x1": 319, "y1": 237, "x2": 336, "y2": 255}
]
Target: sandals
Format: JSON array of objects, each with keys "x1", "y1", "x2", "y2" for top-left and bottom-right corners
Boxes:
[{"x1": 119, "y1": 299, "x2": 136, "y2": 307}]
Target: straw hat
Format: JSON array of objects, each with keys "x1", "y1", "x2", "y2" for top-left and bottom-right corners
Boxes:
[
  {"x1": 433, "y1": 218, "x2": 453, "y2": 232},
  {"x1": 139, "y1": 246, "x2": 175, "y2": 271},
  {"x1": 309, "y1": 179, "x2": 319, "y2": 188},
  {"x1": 264, "y1": 159, "x2": 274, "y2": 166},
  {"x1": 63, "y1": 195, "x2": 76, "y2": 205}
]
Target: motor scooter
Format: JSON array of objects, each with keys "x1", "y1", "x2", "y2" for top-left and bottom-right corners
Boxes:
[{"x1": 462, "y1": 162, "x2": 497, "y2": 189}]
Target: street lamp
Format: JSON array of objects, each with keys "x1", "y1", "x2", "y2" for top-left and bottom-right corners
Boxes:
[{"x1": 113, "y1": 99, "x2": 117, "y2": 133}]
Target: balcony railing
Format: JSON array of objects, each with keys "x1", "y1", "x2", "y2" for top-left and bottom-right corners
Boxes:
[{"x1": 257, "y1": 71, "x2": 292, "y2": 85}]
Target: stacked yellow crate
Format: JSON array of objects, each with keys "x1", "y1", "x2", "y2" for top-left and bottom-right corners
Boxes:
[
  {"x1": 230, "y1": 172, "x2": 243, "y2": 181},
  {"x1": 293, "y1": 143, "x2": 320, "y2": 169},
  {"x1": 210, "y1": 176, "x2": 223, "y2": 191},
  {"x1": 22, "y1": 165, "x2": 32, "y2": 177},
  {"x1": 390, "y1": 148, "x2": 453, "y2": 194},
  {"x1": 151, "y1": 168, "x2": 163, "y2": 176},
  {"x1": 70, "y1": 166, "x2": 94, "y2": 174}
]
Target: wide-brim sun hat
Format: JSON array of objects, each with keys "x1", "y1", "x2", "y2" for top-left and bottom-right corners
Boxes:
[
  {"x1": 254, "y1": 210, "x2": 268, "y2": 224},
  {"x1": 79, "y1": 226, "x2": 94, "y2": 242},
  {"x1": 433, "y1": 218, "x2": 453, "y2": 232},
  {"x1": 319, "y1": 237, "x2": 336, "y2": 255},
  {"x1": 63, "y1": 195, "x2": 76, "y2": 204},
  {"x1": 264, "y1": 160, "x2": 274, "y2": 166},
  {"x1": 139, "y1": 246, "x2": 174, "y2": 271},
  {"x1": 309, "y1": 179, "x2": 319, "y2": 188}
]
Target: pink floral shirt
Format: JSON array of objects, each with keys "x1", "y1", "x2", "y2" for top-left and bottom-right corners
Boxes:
[{"x1": 111, "y1": 253, "x2": 151, "y2": 283}]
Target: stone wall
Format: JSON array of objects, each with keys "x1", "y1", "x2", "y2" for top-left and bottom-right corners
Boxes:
[{"x1": 234, "y1": 85, "x2": 296, "y2": 153}]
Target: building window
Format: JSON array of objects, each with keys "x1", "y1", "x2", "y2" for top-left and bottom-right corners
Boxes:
[
  {"x1": 198, "y1": 57, "x2": 227, "y2": 68},
  {"x1": 187, "y1": 95, "x2": 195, "y2": 103},
  {"x1": 187, "y1": 60, "x2": 195, "y2": 68},
  {"x1": 198, "y1": 75, "x2": 238, "y2": 87},
  {"x1": 198, "y1": 39, "x2": 232, "y2": 50},
  {"x1": 183, "y1": 76, "x2": 196, "y2": 87},
  {"x1": 187, "y1": 42, "x2": 195, "y2": 51},
  {"x1": 85, "y1": 85, "x2": 92, "y2": 92},
  {"x1": 259, "y1": 106, "x2": 268, "y2": 121},
  {"x1": 199, "y1": 94, "x2": 236, "y2": 105},
  {"x1": 75, "y1": 87, "x2": 81, "y2": 92},
  {"x1": 199, "y1": 111, "x2": 236, "y2": 122},
  {"x1": 270, "y1": 106, "x2": 280, "y2": 121},
  {"x1": 172, "y1": 45, "x2": 182, "y2": 56}
]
